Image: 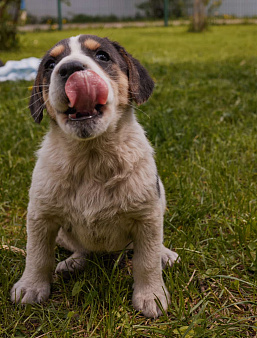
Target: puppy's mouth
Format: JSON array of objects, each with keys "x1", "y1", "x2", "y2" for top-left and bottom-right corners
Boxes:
[
  {"x1": 64, "y1": 104, "x2": 104, "y2": 121},
  {"x1": 64, "y1": 69, "x2": 108, "y2": 122}
]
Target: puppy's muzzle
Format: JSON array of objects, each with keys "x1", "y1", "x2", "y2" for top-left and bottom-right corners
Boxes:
[
  {"x1": 59, "y1": 62, "x2": 109, "y2": 122},
  {"x1": 59, "y1": 61, "x2": 86, "y2": 81}
]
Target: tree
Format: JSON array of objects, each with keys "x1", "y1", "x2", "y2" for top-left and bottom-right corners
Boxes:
[
  {"x1": 190, "y1": 0, "x2": 223, "y2": 32},
  {"x1": 0, "y1": 0, "x2": 20, "y2": 50},
  {"x1": 191, "y1": 0, "x2": 207, "y2": 32}
]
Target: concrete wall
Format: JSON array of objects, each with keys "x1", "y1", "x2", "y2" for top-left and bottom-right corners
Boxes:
[
  {"x1": 25, "y1": 0, "x2": 257, "y2": 20},
  {"x1": 25, "y1": 0, "x2": 144, "y2": 19},
  {"x1": 218, "y1": 0, "x2": 257, "y2": 17}
]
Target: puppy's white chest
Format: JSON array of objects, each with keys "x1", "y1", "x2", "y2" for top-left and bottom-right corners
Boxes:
[
  {"x1": 53, "y1": 179, "x2": 133, "y2": 252},
  {"x1": 63, "y1": 203, "x2": 133, "y2": 252}
]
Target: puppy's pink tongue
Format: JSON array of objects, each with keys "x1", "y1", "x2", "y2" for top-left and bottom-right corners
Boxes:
[{"x1": 65, "y1": 70, "x2": 108, "y2": 112}]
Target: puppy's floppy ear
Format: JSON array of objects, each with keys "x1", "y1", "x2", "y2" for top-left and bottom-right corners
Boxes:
[
  {"x1": 29, "y1": 68, "x2": 45, "y2": 124},
  {"x1": 112, "y1": 42, "x2": 154, "y2": 105}
]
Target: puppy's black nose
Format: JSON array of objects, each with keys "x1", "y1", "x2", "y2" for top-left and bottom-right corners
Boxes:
[{"x1": 59, "y1": 61, "x2": 86, "y2": 79}]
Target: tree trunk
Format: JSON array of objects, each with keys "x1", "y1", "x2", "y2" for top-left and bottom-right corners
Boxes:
[
  {"x1": 0, "y1": 0, "x2": 8, "y2": 20},
  {"x1": 192, "y1": 0, "x2": 207, "y2": 32}
]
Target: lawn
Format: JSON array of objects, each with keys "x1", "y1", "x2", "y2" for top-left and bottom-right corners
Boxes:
[{"x1": 1, "y1": 24, "x2": 257, "y2": 337}]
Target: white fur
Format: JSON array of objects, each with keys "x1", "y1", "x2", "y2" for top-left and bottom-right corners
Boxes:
[{"x1": 11, "y1": 36, "x2": 179, "y2": 318}]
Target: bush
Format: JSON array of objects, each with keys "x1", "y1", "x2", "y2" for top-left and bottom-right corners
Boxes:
[
  {"x1": 0, "y1": 0, "x2": 20, "y2": 50},
  {"x1": 137, "y1": 0, "x2": 186, "y2": 19},
  {"x1": 26, "y1": 13, "x2": 39, "y2": 24},
  {"x1": 71, "y1": 14, "x2": 119, "y2": 23},
  {"x1": 0, "y1": 20, "x2": 19, "y2": 50}
]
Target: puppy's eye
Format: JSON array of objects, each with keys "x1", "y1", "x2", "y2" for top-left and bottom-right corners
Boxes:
[
  {"x1": 45, "y1": 60, "x2": 56, "y2": 71},
  {"x1": 96, "y1": 51, "x2": 110, "y2": 62}
]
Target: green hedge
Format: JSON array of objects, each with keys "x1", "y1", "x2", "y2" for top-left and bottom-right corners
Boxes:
[{"x1": 0, "y1": 21, "x2": 19, "y2": 50}]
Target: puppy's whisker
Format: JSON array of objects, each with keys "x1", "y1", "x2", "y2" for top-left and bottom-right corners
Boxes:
[
  {"x1": 30, "y1": 98, "x2": 48, "y2": 121},
  {"x1": 28, "y1": 95, "x2": 46, "y2": 114},
  {"x1": 18, "y1": 85, "x2": 49, "y2": 89},
  {"x1": 127, "y1": 102, "x2": 150, "y2": 118},
  {"x1": 127, "y1": 90, "x2": 140, "y2": 95},
  {"x1": 20, "y1": 87, "x2": 64, "y2": 103},
  {"x1": 29, "y1": 85, "x2": 49, "y2": 87},
  {"x1": 20, "y1": 94, "x2": 45, "y2": 112},
  {"x1": 20, "y1": 92, "x2": 47, "y2": 102}
]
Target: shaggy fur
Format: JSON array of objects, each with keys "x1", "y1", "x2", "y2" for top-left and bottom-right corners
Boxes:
[{"x1": 11, "y1": 35, "x2": 179, "y2": 318}]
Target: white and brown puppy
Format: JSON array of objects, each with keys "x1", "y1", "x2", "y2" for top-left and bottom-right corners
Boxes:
[{"x1": 11, "y1": 35, "x2": 179, "y2": 318}]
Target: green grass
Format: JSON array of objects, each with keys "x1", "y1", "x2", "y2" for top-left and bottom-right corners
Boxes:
[{"x1": 1, "y1": 25, "x2": 257, "y2": 337}]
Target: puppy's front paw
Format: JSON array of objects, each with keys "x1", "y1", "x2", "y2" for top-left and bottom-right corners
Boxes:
[
  {"x1": 161, "y1": 245, "x2": 180, "y2": 269},
  {"x1": 132, "y1": 285, "x2": 171, "y2": 318},
  {"x1": 11, "y1": 278, "x2": 50, "y2": 304}
]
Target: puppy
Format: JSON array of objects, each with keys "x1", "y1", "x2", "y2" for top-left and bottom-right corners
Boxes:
[{"x1": 11, "y1": 35, "x2": 179, "y2": 318}]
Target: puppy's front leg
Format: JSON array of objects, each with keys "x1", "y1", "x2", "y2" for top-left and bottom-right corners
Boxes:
[
  {"x1": 11, "y1": 213, "x2": 59, "y2": 304},
  {"x1": 132, "y1": 210, "x2": 170, "y2": 318}
]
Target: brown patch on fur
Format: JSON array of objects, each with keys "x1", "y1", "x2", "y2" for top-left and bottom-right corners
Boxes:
[
  {"x1": 50, "y1": 45, "x2": 65, "y2": 58},
  {"x1": 111, "y1": 42, "x2": 154, "y2": 105},
  {"x1": 84, "y1": 39, "x2": 101, "y2": 51},
  {"x1": 114, "y1": 66, "x2": 129, "y2": 106}
]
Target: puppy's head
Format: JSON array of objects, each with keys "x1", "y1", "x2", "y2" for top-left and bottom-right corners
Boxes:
[{"x1": 30, "y1": 35, "x2": 154, "y2": 139}]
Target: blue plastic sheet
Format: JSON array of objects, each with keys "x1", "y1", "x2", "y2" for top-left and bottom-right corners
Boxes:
[{"x1": 0, "y1": 57, "x2": 40, "y2": 82}]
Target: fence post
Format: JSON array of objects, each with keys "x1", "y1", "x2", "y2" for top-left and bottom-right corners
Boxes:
[
  {"x1": 164, "y1": 0, "x2": 169, "y2": 26},
  {"x1": 57, "y1": 0, "x2": 62, "y2": 30}
]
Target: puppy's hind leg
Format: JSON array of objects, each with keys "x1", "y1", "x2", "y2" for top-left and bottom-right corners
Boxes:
[
  {"x1": 158, "y1": 179, "x2": 180, "y2": 268},
  {"x1": 55, "y1": 228, "x2": 88, "y2": 276},
  {"x1": 161, "y1": 244, "x2": 180, "y2": 269}
]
